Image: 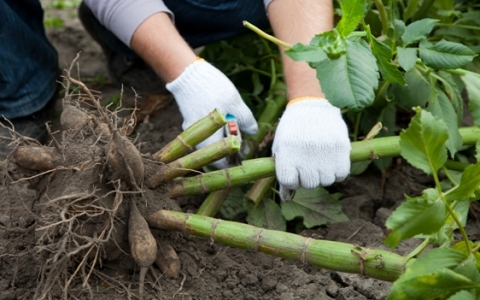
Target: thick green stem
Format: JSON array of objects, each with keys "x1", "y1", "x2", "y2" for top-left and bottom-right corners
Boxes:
[
  {"x1": 246, "y1": 176, "x2": 276, "y2": 207},
  {"x1": 168, "y1": 127, "x2": 480, "y2": 197},
  {"x1": 169, "y1": 158, "x2": 276, "y2": 198},
  {"x1": 146, "y1": 210, "x2": 408, "y2": 282},
  {"x1": 243, "y1": 21, "x2": 293, "y2": 49},
  {"x1": 154, "y1": 109, "x2": 226, "y2": 163},
  {"x1": 146, "y1": 136, "x2": 240, "y2": 188},
  {"x1": 196, "y1": 187, "x2": 233, "y2": 216},
  {"x1": 412, "y1": 0, "x2": 435, "y2": 21}
]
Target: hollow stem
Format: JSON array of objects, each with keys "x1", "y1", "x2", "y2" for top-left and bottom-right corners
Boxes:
[
  {"x1": 146, "y1": 136, "x2": 240, "y2": 188},
  {"x1": 154, "y1": 109, "x2": 226, "y2": 163},
  {"x1": 146, "y1": 210, "x2": 408, "y2": 282},
  {"x1": 246, "y1": 176, "x2": 276, "y2": 207}
]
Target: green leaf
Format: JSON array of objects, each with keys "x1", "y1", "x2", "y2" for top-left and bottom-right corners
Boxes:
[
  {"x1": 281, "y1": 187, "x2": 348, "y2": 228},
  {"x1": 437, "y1": 71, "x2": 464, "y2": 125},
  {"x1": 245, "y1": 198, "x2": 286, "y2": 231},
  {"x1": 402, "y1": 18, "x2": 438, "y2": 47},
  {"x1": 391, "y1": 68, "x2": 432, "y2": 109},
  {"x1": 315, "y1": 39, "x2": 379, "y2": 110},
  {"x1": 446, "y1": 162, "x2": 480, "y2": 201},
  {"x1": 388, "y1": 248, "x2": 480, "y2": 300},
  {"x1": 419, "y1": 40, "x2": 476, "y2": 69},
  {"x1": 384, "y1": 188, "x2": 446, "y2": 248},
  {"x1": 397, "y1": 47, "x2": 418, "y2": 72},
  {"x1": 399, "y1": 109, "x2": 448, "y2": 174},
  {"x1": 477, "y1": 141, "x2": 480, "y2": 162},
  {"x1": 350, "y1": 161, "x2": 370, "y2": 175},
  {"x1": 336, "y1": 0, "x2": 367, "y2": 36},
  {"x1": 461, "y1": 73, "x2": 480, "y2": 127},
  {"x1": 366, "y1": 27, "x2": 405, "y2": 85},
  {"x1": 448, "y1": 291, "x2": 476, "y2": 300},
  {"x1": 219, "y1": 186, "x2": 247, "y2": 219},
  {"x1": 310, "y1": 30, "x2": 347, "y2": 59},
  {"x1": 285, "y1": 43, "x2": 328, "y2": 63},
  {"x1": 426, "y1": 88, "x2": 462, "y2": 157}
]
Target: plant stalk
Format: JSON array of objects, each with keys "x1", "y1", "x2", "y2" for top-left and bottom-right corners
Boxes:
[
  {"x1": 243, "y1": 21, "x2": 293, "y2": 49},
  {"x1": 196, "y1": 187, "x2": 233, "y2": 216},
  {"x1": 372, "y1": 0, "x2": 389, "y2": 36},
  {"x1": 246, "y1": 176, "x2": 276, "y2": 207},
  {"x1": 168, "y1": 158, "x2": 276, "y2": 198},
  {"x1": 146, "y1": 210, "x2": 408, "y2": 282},
  {"x1": 146, "y1": 136, "x2": 240, "y2": 188},
  {"x1": 154, "y1": 109, "x2": 226, "y2": 163},
  {"x1": 168, "y1": 127, "x2": 480, "y2": 197}
]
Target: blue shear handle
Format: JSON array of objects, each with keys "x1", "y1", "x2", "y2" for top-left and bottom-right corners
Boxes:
[{"x1": 225, "y1": 114, "x2": 236, "y2": 121}]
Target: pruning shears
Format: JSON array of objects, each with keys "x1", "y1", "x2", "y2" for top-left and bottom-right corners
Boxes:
[{"x1": 224, "y1": 114, "x2": 248, "y2": 165}]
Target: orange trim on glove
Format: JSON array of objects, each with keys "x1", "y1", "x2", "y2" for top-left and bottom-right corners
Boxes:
[
  {"x1": 194, "y1": 57, "x2": 205, "y2": 64},
  {"x1": 287, "y1": 96, "x2": 327, "y2": 108}
]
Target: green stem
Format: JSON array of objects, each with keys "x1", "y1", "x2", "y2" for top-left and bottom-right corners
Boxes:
[
  {"x1": 246, "y1": 176, "x2": 276, "y2": 207},
  {"x1": 146, "y1": 136, "x2": 240, "y2": 188},
  {"x1": 444, "y1": 160, "x2": 469, "y2": 172},
  {"x1": 243, "y1": 21, "x2": 293, "y2": 49},
  {"x1": 168, "y1": 158, "x2": 276, "y2": 198},
  {"x1": 196, "y1": 187, "x2": 233, "y2": 216},
  {"x1": 154, "y1": 109, "x2": 226, "y2": 163},
  {"x1": 146, "y1": 210, "x2": 408, "y2": 282},
  {"x1": 446, "y1": 68, "x2": 480, "y2": 79},
  {"x1": 442, "y1": 166, "x2": 458, "y2": 186},
  {"x1": 352, "y1": 111, "x2": 363, "y2": 142},
  {"x1": 169, "y1": 127, "x2": 480, "y2": 197},
  {"x1": 372, "y1": 0, "x2": 389, "y2": 36},
  {"x1": 405, "y1": 237, "x2": 431, "y2": 261}
]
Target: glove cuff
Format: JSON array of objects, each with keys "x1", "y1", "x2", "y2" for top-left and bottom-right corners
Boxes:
[{"x1": 287, "y1": 96, "x2": 327, "y2": 108}]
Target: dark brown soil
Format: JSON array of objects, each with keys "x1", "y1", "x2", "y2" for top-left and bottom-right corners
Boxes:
[{"x1": 1, "y1": 3, "x2": 476, "y2": 300}]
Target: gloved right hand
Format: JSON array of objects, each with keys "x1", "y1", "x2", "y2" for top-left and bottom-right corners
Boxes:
[{"x1": 166, "y1": 59, "x2": 258, "y2": 169}]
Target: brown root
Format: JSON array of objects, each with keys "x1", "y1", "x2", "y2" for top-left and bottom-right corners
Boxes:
[
  {"x1": 13, "y1": 145, "x2": 59, "y2": 171},
  {"x1": 155, "y1": 240, "x2": 181, "y2": 278},
  {"x1": 129, "y1": 200, "x2": 157, "y2": 298},
  {"x1": 106, "y1": 132, "x2": 144, "y2": 188}
]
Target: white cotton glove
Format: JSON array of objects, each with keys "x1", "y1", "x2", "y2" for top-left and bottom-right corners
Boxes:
[
  {"x1": 272, "y1": 98, "x2": 351, "y2": 201},
  {"x1": 166, "y1": 60, "x2": 258, "y2": 169}
]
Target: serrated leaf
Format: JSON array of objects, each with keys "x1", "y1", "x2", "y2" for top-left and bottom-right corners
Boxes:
[
  {"x1": 461, "y1": 73, "x2": 480, "y2": 127},
  {"x1": 397, "y1": 47, "x2": 418, "y2": 72},
  {"x1": 384, "y1": 188, "x2": 446, "y2": 247},
  {"x1": 426, "y1": 88, "x2": 462, "y2": 157},
  {"x1": 280, "y1": 187, "x2": 348, "y2": 228},
  {"x1": 285, "y1": 43, "x2": 328, "y2": 63},
  {"x1": 419, "y1": 40, "x2": 476, "y2": 69},
  {"x1": 336, "y1": 0, "x2": 367, "y2": 36},
  {"x1": 245, "y1": 198, "x2": 286, "y2": 231},
  {"x1": 391, "y1": 68, "x2": 432, "y2": 109},
  {"x1": 366, "y1": 28, "x2": 405, "y2": 85},
  {"x1": 315, "y1": 39, "x2": 378, "y2": 110},
  {"x1": 446, "y1": 162, "x2": 480, "y2": 201},
  {"x1": 388, "y1": 248, "x2": 480, "y2": 300},
  {"x1": 399, "y1": 109, "x2": 448, "y2": 174},
  {"x1": 402, "y1": 18, "x2": 438, "y2": 47},
  {"x1": 452, "y1": 241, "x2": 480, "y2": 271}
]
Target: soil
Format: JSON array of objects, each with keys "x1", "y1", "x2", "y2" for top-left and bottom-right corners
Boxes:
[{"x1": 1, "y1": 3, "x2": 479, "y2": 300}]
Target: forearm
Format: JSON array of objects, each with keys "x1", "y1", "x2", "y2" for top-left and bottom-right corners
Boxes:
[
  {"x1": 267, "y1": 0, "x2": 333, "y2": 100},
  {"x1": 130, "y1": 12, "x2": 197, "y2": 83}
]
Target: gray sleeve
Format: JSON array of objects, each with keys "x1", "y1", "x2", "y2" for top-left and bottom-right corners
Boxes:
[
  {"x1": 264, "y1": 0, "x2": 274, "y2": 10},
  {"x1": 83, "y1": 0, "x2": 172, "y2": 47}
]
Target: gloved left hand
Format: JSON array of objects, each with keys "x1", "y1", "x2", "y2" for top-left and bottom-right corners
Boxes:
[{"x1": 272, "y1": 98, "x2": 351, "y2": 201}]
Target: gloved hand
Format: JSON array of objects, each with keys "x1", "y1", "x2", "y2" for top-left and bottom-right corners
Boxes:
[
  {"x1": 166, "y1": 59, "x2": 257, "y2": 168},
  {"x1": 272, "y1": 98, "x2": 351, "y2": 201}
]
